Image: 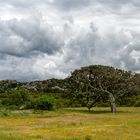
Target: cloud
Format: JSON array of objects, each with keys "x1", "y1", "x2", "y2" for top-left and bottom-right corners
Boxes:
[
  {"x1": 0, "y1": 0, "x2": 42, "y2": 7},
  {"x1": 0, "y1": 16, "x2": 63, "y2": 57},
  {"x1": 49, "y1": 0, "x2": 91, "y2": 10},
  {"x1": 113, "y1": 41, "x2": 140, "y2": 72},
  {"x1": 46, "y1": 0, "x2": 140, "y2": 14},
  {"x1": 60, "y1": 24, "x2": 139, "y2": 74},
  {"x1": 0, "y1": 0, "x2": 140, "y2": 81}
]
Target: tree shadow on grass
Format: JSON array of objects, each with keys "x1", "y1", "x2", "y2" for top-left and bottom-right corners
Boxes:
[{"x1": 64, "y1": 108, "x2": 129, "y2": 114}]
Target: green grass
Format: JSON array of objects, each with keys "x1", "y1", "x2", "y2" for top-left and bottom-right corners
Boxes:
[{"x1": 0, "y1": 107, "x2": 140, "y2": 140}]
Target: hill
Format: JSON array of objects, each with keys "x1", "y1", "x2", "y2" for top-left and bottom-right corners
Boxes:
[{"x1": 0, "y1": 65, "x2": 140, "y2": 110}]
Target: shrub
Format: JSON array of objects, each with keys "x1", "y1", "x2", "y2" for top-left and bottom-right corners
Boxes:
[
  {"x1": 3, "y1": 89, "x2": 31, "y2": 106},
  {"x1": 134, "y1": 101, "x2": 140, "y2": 107},
  {"x1": 34, "y1": 96, "x2": 55, "y2": 110},
  {"x1": 0, "y1": 109, "x2": 11, "y2": 116},
  {"x1": 131, "y1": 95, "x2": 140, "y2": 107}
]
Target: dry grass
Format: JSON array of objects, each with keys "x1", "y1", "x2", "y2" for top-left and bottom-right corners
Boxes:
[{"x1": 0, "y1": 107, "x2": 140, "y2": 140}]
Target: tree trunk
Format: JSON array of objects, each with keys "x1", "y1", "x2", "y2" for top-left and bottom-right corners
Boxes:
[
  {"x1": 110, "y1": 102, "x2": 116, "y2": 112},
  {"x1": 109, "y1": 93, "x2": 116, "y2": 112}
]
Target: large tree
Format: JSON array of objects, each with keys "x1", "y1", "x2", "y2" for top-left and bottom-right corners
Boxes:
[{"x1": 68, "y1": 65, "x2": 136, "y2": 112}]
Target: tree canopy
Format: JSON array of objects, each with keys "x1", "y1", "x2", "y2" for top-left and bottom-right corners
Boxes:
[{"x1": 68, "y1": 65, "x2": 138, "y2": 112}]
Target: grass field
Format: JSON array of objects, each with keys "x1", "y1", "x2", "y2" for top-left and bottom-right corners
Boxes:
[{"x1": 0, "y1": 107, "x2": 140, "y2": 140}]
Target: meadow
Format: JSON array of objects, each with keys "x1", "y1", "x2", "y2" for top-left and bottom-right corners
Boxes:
[{"x1": 0, "y1": 107, "x2": 140, "y2": 140}]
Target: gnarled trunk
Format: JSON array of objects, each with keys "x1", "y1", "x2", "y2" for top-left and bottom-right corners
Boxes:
[
  {"x1": 109, "y1": 93, "x2": 116, "y2": 112},
  {"x1": 110, "y1": 102, "x2": 116, "y2": 112}
]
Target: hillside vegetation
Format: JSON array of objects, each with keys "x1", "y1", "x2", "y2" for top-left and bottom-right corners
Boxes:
[{"x1": 0, "y1": 65, "x2": 140, "y2": 111}]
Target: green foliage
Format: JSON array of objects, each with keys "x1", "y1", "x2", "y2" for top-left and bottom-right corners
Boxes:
[
  {"x1": 134, "y1": 101, "x2": 140, "y2": 107},
  {"x1": 133, "y1": 95, "x2": 140, "y2": 107},
  {"x1": 0, "y1": 109, "x2": 11, "y2": 116},
  {"x1": 0, "y1": 65, "x2": 139, "y2": 110},
  {"x1": 0, "y1": 89, "x2": 31, "y2": 108},
  {"x1": 67, "y1": 65, "x2": 138, "y2": 111},
  {"x1": 125, "y1": 95, "x2": 140, "y2": 107},
  {"x1": 34, "y1": 95, "x2": 55, "y2": 110}
]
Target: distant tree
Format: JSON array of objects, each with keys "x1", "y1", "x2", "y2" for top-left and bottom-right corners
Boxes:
[{"x1": 68, "y1": 65, "x2": 136, "y2": 112}]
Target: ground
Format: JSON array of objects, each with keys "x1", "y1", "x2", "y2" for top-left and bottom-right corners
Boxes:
[{"x1": 0, "y1": 107, "x2": 140, "y2": 140}]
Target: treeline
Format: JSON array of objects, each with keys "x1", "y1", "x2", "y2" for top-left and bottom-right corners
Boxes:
[{"x1": 0, "y1": 65, "x2": 140, "y2": 111}]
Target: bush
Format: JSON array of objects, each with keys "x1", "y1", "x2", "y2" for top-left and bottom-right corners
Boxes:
[
  {"x1": 0, "y1": 109, "x2": 11, "y2": 116},
  {"x1": 130, "y1": 95, "x2": 140, "y2": 107},
  {"x1": 134, "y1": 101, "x2": 140, "y2": 107},
  {"x1": 2, "y1": 89, "x2": 31, "y2": 106},
  {"x1": 34, "y1": 96, "x2": 55, "y2": 110}
]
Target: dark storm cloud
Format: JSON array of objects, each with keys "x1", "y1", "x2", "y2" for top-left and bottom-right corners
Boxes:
[
  {"x1": 47, "y1": 0, "x2": 140, "y2": 12},
  {"x1": 0, "y1": 17, "x2": 63, "y2": 57},
  {"x1": 1, "y1": 0, "x2": 140, "y2": 11},
  {"x1": 50, "y1": 0, "x2": 91, "y2": 10}
]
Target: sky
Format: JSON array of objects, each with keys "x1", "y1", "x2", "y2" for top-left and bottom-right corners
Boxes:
[{"x1": 0, "y1": 0, "x2": 140, "y2": 81}]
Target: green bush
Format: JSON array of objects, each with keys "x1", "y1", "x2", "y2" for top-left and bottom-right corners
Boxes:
[
  {"x1": 34, "y1": 96, "x2": 55, "y2": 110},
  {"x1": 0, "y1": 109, "x2": 11, "y2": 116},
  {"x1": 2, "y1": 89, "x2": 31, "y2": 107},
  {"x1": 134, "y1": 100, "x2": 140, "y2": 107},
  {"x1": 130, "y1": 95, "x2": 140, "y2": 107}
]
